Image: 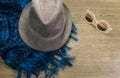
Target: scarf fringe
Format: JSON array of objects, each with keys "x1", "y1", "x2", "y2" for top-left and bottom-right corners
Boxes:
[{"x1": 1, "y1": 23, "x2": 78, "y2": 78}]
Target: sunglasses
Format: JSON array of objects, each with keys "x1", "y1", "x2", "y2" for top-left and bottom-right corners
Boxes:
[{"x1": 83, "y1": 9, "x2": 112, "y2": 33}]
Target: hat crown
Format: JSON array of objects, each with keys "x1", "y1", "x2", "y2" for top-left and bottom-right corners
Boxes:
[
  {"x1": 30, "y1": 0, "x2": 65, "y2": 38},
  {"x1": 33, "y1": 0, "x2": 62, "y2": 24}
]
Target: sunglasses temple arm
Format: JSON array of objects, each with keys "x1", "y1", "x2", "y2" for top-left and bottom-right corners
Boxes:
[{"x1": 109, "y1": 27, "x2": 112, "y2": 31}]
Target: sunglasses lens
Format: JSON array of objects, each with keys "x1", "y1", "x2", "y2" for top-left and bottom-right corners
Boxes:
[
  {"x1": 85, "y1": 13, "x2": 93, "y2": 22},
  {"x1": 97, "y1": 22, "x2": 107, "y2": 31}
]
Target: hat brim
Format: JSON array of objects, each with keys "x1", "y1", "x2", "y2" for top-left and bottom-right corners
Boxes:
[{"x1": 18, "y1": 2, "x2": 72, "y2": 51}]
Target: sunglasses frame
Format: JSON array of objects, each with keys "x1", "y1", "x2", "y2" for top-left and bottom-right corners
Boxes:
[{"x1": 83, "y1": 9, "x2": 112, "y2": 33}]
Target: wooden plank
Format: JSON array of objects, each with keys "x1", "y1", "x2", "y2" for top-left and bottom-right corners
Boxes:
[{"x1": 0, "y1": 0, "x2": 120, "y2": 78}]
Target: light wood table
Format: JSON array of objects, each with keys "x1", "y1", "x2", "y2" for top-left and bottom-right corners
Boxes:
[{"x1": 0, "y1": 0, "x2": 120, "y2": 78}]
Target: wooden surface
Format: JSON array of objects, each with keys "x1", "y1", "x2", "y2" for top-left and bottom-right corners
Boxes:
[{"x1": 0, "y1": 0, "x2": 120, "y2": 78}]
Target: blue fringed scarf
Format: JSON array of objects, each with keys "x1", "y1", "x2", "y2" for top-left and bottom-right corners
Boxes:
[{"x1": 0, "y1": 0, "x2": 78, "y2": 78}]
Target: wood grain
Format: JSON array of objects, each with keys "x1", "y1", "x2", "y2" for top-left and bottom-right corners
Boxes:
[{"x1": 0, "y1": 0, "x2": 120, "y2": 78}]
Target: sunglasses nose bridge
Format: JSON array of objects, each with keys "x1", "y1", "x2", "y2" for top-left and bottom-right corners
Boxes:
[{"x1": 93, "y1": 19, "x2": 98, "y2": 23}]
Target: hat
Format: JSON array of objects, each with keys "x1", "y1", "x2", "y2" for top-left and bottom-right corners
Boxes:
[{"x1": 18, "y1": 0, "x2": 73, "y2": 51}]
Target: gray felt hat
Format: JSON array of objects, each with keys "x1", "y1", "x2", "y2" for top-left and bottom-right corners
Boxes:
[{"x1": 18, "y1": 0, "x2": 73, "y2": 51}]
